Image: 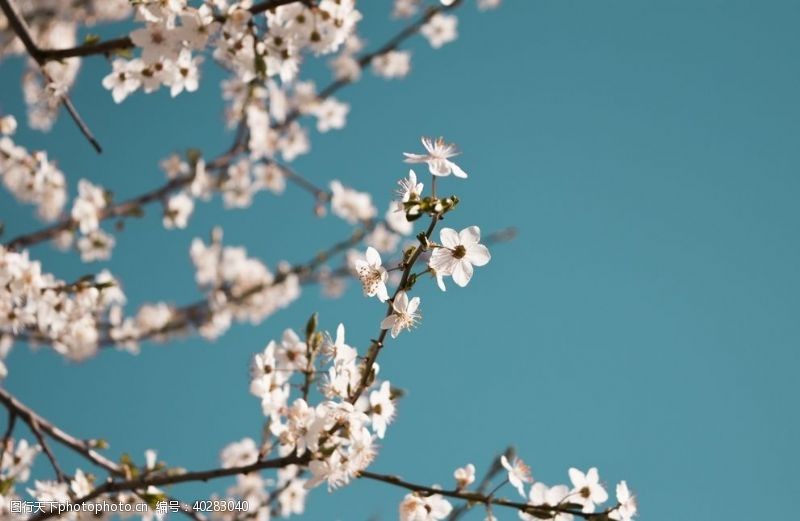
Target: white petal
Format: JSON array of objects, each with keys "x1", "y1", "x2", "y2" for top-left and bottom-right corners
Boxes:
[
  {"x1": 376, "y1": 283, "x2": 389, "y2": 302},
  {"x1": 459, "y1": 226, "x2": 481, "y2": 245},
  {"x1": 428, "y1": 158, "x2": 451, "y2": 176},
  {"x1": 366, "y1": 246, "x2": 381, "y2": 266},
  {"x1": 407, "y1": 296, "x2": 420, "y2": 314},
  {"x1": 403, "y1": 153, "x2": 428, "y2": 163},
  {"x1": 439, "y1": 228, "x2": 460, "y2": 248},
  {"x1": 380, "y1": 315, "x2": 396, "y2": 330},
  {"x1": 466, "y1": 244, "x2": 491, "y2": 266},
  {"x1": 452, "y1": 261, "x2": 473, "y2": 287},
  {"x1": 448, "y1": 160, "x2": 468, "y2": 178}
]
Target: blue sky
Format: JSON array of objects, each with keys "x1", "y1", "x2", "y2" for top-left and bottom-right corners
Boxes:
[{"x1": 2, "y1": 1, "x2": 799, "y2": 520}]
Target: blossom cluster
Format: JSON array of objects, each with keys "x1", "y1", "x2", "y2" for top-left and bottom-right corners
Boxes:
[
  {"x1": 208, "y1": 320, "x2": 398, "y2": 514},
  {"x1": 0, "y1": 244, "x2": 125, "y2": 363},
  {"x1": 398, "y1": 458, "x2": 637, "y2": 521},
  {"x1": 186, "y1": 228, "x2": 301, "y2": 339},
  {"x1": 0, "y1": 115, "x2": 66, "y2": 222},
  {"x1": 102, "y1": 0, "x2": 361, "y2": 105},
  {"x1": 0, "y1": 0, "x2": 131, "y2": 130},
  {"x1": 0, "y1": 437, "x2": 39, "y2": 518}
]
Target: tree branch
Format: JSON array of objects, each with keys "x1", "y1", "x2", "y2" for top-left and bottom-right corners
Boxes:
[
  {"x1": 29, "y1": 0, "x2": 307, "y2": 62},
  {"x1": 0, "y1": 387, "x2": 122, "y2": 475},
  {"x1": 358, "y1": 469, "x2": 608, "y2": 520},
  {"x1": 3, "y1": 0, "x2": 465, "y2": 251}
]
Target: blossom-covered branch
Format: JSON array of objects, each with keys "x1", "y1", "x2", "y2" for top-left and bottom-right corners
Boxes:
[{"x1": 0, "y1": 0, "x2": 102, "y2": 152}]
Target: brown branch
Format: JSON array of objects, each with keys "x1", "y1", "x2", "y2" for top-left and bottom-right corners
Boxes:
[
  {"x1": 447, "y1": 447, "x2": 514, "y2": 521},
  {"x1": 1, "y1": 409, "x2": 16, "y2": 452},
  {"x1": 0, "y1": 387, "x2": 122, "y2": 475},
  {"x1": 348, "y1": 213, "x2": 441, "y2": 405},
  {"x1": 358, "y1": 470, "x2": 607, "y2": 520},
  {"x1": 28, "y1": 417, "x2": 67, "y2": 482},
  {"x1": 31, "y1": 0, "x2": 307, "y2": 62},
  {"x1": 0, "y1": 0, "x2": 102, "y2": 153},
  {"x1": 29, "y1": 454, "x2": 303, "y2": 521},
  {"x1": 4, "y1": 1, "x2": 464, "y2": 251}
]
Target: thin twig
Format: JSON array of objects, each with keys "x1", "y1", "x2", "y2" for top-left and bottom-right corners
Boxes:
[
  {"x1": 359, "y1": 470, "x2": 607, "y2": 520},
  {"x1": 0, "y1": 0, "x2": 102, "y2": 152},
  {"x1": 0, "y1": 387, "x2": 122, "y2": 475},
  {"x1": 447, "y1": 446, "x2": 515, "y2": 521},
  {"x1": 28, "y1": 417, "x2": 67, "y2": 482}
]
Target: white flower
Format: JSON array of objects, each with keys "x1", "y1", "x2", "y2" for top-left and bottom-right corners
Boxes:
[
  {"x1": 130, "y1": 23, "x2": 179, "y2": 63},
  {"x1": 609, "y1": 481, "x2": 637, "y2": 521},
  {"x1": 163, "y1": 191, "x2": 194, "y2": 229},
  {"x1": 521, "y1": 483, "x2": 572, "y2": 521},
  {"x1": 421, "y1": 13, "x2": 458, "y2": 49},
  {"x1": 71, "y1": 179, "x2": 107, "y2": 234},
  {"x1": 396, "y1": 169, "x2": 424, "y2": 202},
  {"x1": 70, "y1": 469, "x2": 93, "y2": 498},
  {"x1": 380, "y1": 291, "x2": 420, "y2": 338},
  {"x1": 429, "y1": 226, "x2": 491, "y2": 287},
  {"x1": 501, "y1": 455, "x2": 533, "y2": 497},
  {"x1": 253, "y1": 163, "x2": 286, "y2": 194},
  {"x1": 372, "y1": 50, "x2": 411, "y2": 79},
  {"x1": 354, "y1": 247, "x2": 389, "y2": 301},
  {"x1": 102, "y1": 59, "x2": 142, "y2": 103},
  {"x1": 166, "y1": 49, "x2": 203, "y2": 97},
  {"x1": 368, "y1": 381, "x2": 396, "y2": 438},
  {"x1": 386, "y1": 204, "x2": 413, "y2": 235},
  {"x1": 568, "y1": 467, "x2": 608, "y2": 513},
  {"x1": 454, "y1": 463, "x2": 475, "y2": 489},
  {"x1": 220, "y1": 438, "x2": 259, "y2": 469},
  {"x1": 77, "y1": 229, "x2": 115, "y2": 262},
  {"x1": 27, "y1": 480, "x2": 69, "y2": 503},
  {"x1": 0, "y1": 115, "x2": 17, "y2": 135},
  {"x1": 330, "y1": 180, "x2": 376, "y2": 224},
  {"x1": 1, "y1": 439, "x2": 39, "y2": 481},
  {"x1": 313, "y1": 98, "x2": 349, "y2": 132},
  {"x1": 399, "y1": 493, "x2": 452, "y2": 521},
  {"x1": 404, "y1": 136, "x2": 467, "y2": 178}
]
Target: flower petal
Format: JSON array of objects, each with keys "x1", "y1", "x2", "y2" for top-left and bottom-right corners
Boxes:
[
  {"x1": 439, "y1": 228, "x2": 460, "y2": 248},
  {"x1": 466, "y1": 244, "x2": 491, "y2": 266},
  {"x1": 452, "y1": 261, "x2": 473, "y2": 287},
  {"x1": 448, "y1": 160, "x2": 468, "y2": 178},
  {"x1": 459, "y1": 226, "x2": 481, "y2": 245}
]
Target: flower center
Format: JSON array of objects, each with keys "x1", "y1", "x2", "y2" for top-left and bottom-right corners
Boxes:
[{"x1": 453, "y1": 245, "x2": 467, "y2": 259}]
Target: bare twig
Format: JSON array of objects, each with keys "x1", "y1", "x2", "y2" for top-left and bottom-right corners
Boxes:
[
  {"x1": 0, "y1": 387, "x2": 122, "y2": 475},
  {"x1": 0, "y1": 0, "x2": 102, "y2": 152},
  {"x1": 359, "y1": 469, "x2": 609, "y2": 520},
  {"x1": 28, "y1": 417, "x2": 67, "y2": 482},
  {"x1": 447, "y1": 446, "x2": 515, "y2": 521}
]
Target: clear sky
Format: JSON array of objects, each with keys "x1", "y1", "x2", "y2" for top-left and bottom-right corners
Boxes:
[{"x1": 2, "y1": 1, "x2": 799, "y2": 520}]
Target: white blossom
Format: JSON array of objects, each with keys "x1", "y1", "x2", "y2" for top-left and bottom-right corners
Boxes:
[
  {"x1": 163, "y1": 191, "x2": 194, "y2": 229},
  {"x1": 330, "y1": 180, "x2": 376, "y2": 224},
  {"x1": 421, "y1": 14, "x2": 458, "y2": 49},
  {"x1": 399, "y1": 493, "x2": 453, "y2": 521},
  {"x1": 568, "y1": 467, "x2": 608, "y2": 513},
  {"x1": 501, "y1": 455, "x2": 533, "y2": 497},
  {"x1": 454, "y1": 463, "x2": 476, "y2": 489},
  {"x1": 404, "y1": 137, "x2": 468, "y2": 178},
  {"x1": 355, "y1": 247, "x2": 389, "y2": 302},
  {"x1": 429, "y1": 226, "x2": 491, "y2": 287},
  {"x1": 380, "y1": 291, "x2": 420, "y2": 338}
]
